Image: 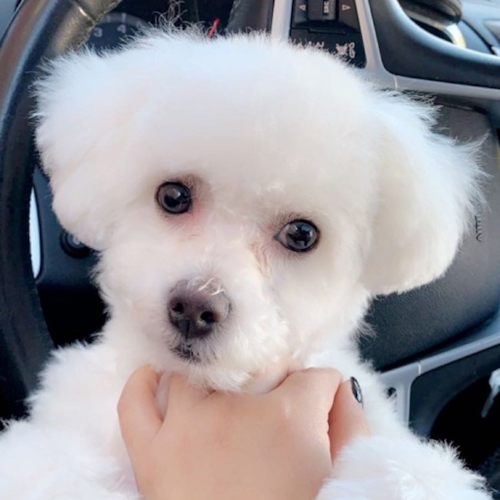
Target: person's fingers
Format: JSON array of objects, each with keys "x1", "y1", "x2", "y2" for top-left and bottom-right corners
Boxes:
[
  {"x1": 244, "y1": 356, "x2": 303, "y2": 394},
  {"x1": 166, "y1": 372, "x2": 210, "y2": 413},
  {"x1": 274, "y1": 368, "x2": 343, "y2": 420},
  {"x1": 328, "y1": 377, "x2": 370, "y2": 463},
  {"x1": 117, "y1": 366, "x2": 163, "y2": 459}
]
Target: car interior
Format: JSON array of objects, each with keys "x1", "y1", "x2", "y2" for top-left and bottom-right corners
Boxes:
[{"x1": 1, "y1": 0, "x2": 500, "y2": 494}]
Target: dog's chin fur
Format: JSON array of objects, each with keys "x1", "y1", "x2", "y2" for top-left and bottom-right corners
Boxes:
[{"x1": 0, "y1": 28, "x2": 491, "y2": 500}]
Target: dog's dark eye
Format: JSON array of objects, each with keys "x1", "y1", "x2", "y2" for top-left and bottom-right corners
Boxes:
[
  {"x1": 275, "y1": 220, "x2": 319, "y2": 252},
  {"x1": 157, "y1": 182, "x2": 191, "y2": 214}
]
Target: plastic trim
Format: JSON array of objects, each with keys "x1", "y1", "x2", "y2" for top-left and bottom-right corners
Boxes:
[
  {"x1": 271, "y1": 0, "x2": 500, "y2": 101},
  {"x1": 380, "y1": 315, "x2": 500, "y2": 424}
]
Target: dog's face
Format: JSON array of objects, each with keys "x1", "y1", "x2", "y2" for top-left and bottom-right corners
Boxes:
[
  {"x1": 92, "y1": 101, "x2": 376, "y2": 388},
  {"x1": 35, "y1": 32, "x2": 480, "y2": 389},
  {"x1": 92, "y1": 74, "x2": 377, "y2": 388}
]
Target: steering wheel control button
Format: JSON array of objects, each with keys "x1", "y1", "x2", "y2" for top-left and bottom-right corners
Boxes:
[
  {"x1": 338, "y1": 0, "x2": 360, "y2": 31},
  {"x1": 290, "y1": 30, "x2": 365, "y2": 67},
  {"x1": 61, "y1": 231, "x2": 91, "y2": 258},
  {"x1": 308, "y1": 0, "x2": 336, "y2": 22},
  {"x1": 290, "y1": 0, "x2": 363, "y2": 66}
]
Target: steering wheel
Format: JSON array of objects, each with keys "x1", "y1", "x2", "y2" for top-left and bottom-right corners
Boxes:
[{"x1": 1, "y1": 0, "x2": 500, "y2": 423}]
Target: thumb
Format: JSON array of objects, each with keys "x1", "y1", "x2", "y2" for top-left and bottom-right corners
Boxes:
[
  {"x1": 118, "y1": 366, "x2": 163, "y2": 461},
  {"x1": 328, "y1": 377, "x2": 370, "y2": 463}
]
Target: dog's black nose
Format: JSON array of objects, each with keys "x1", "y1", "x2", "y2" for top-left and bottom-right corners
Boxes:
[{"x1": 168, "y1": 281, "x2": 230, "y2": 340}]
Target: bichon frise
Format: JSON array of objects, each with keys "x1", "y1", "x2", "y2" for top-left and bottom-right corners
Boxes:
[{"x1": 0, "y1": 29, "x2": 490, "y2": 499}]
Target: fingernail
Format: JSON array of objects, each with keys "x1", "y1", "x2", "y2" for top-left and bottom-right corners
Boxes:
[{"x1": 350, "y1": 377, "x2": 363, "y2": 406}]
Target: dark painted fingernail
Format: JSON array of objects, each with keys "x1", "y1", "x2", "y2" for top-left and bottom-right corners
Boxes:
[{"x1": 351, "y1": 377, "x2": 363, "y2": 406}]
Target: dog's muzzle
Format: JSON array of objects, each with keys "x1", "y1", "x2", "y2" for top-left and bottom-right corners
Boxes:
[{"x1": 168, "y1": 280, "x2": 230, "y2": 341}]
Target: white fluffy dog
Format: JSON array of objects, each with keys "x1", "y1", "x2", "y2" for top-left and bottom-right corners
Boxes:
[{"x1": 0, "y1": 29, "x2": 491, "y2": 499}]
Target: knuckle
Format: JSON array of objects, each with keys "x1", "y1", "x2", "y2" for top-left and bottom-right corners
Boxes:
[
  {"x1": 169, "y1": 372, "x2": 184, "y2": 385},
  {"x1": 306, "y1": 367, "x2": 343, "y2": 388},
  {"x1": 268, "y1": 395, "x2": 296, "y2": 433},
  {"x1": 307, "y1": 366, "x2": 342, "y2": 379}
]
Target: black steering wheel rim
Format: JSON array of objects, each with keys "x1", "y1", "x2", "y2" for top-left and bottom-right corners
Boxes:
[{"x1": 0, "y1": 0, "x2": 123, "y2": 418}]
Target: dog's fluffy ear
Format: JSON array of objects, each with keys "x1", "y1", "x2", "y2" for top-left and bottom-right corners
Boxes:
[
  {"x1": 34, "y1": 51, "x2": 127, "y2": 250},
  {"x1": 362, "y1": 94, "x2": 482, "y2": 296}
]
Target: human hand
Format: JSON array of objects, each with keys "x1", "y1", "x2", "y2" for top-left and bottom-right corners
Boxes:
[{"x1": 118, "y1": 366, "x2": 369, "y2": 500}]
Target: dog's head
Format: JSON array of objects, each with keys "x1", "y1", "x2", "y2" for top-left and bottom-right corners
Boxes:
[{"x1": 35, "y1": 31, "x2": 481, "y2": 389}]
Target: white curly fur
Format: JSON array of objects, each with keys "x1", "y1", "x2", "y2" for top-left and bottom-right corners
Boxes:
[{"x1": 0, "y1": 30, "x2": 489, "y2": 499}]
